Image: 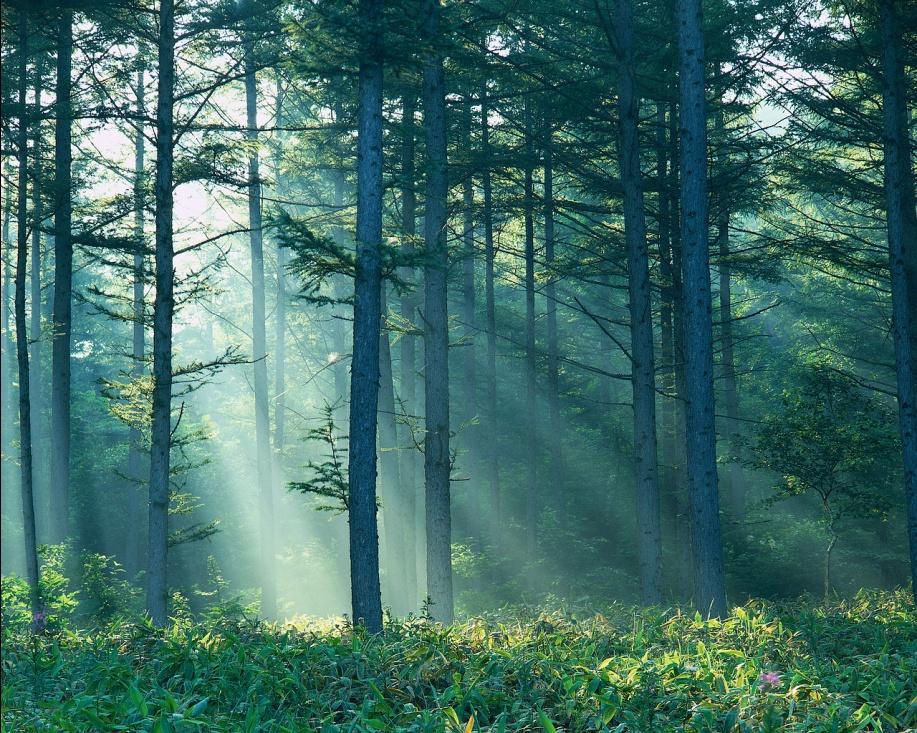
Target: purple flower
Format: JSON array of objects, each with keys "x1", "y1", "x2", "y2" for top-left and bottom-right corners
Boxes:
[
  {"x1": 32, "y1": 609, "x2": 47, "y2": 631},
  {"x1": 758, "y1": 671, "x2": 781, "y2": 690}
]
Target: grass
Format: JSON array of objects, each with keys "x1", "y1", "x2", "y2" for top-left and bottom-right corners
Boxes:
[{"x1": 1, "y1": 590, "x2": 915, "y2": 732}]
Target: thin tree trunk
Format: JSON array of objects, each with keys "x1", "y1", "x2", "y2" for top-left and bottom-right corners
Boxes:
[
  {"x1": 879, "y1": 0, "x2": 917, "y2": 607},
  {"x1": 15, "y1": 13, "x2": 40, "y2": 618},
  {"x1": 244, "y1": 23, "x2": 277, "y2": 620},
  {"x1": 398, "y1": 92, "x2": 419, "y2": 607},
  {"x1": 714, "y1": 103, "x2": 743, "y2": 522},
  {"x1": 461, "y1": 100, "x2": 476, "y2": 431},
  {"x1": 147, "y1": 0, "x2": 176, "y2": 626},
  {"x1": 676, "y1": 0, "x2": 727, "y2": 617},
  {"x1": 332, "y1": 169, "x2": 350, "y2": 409},
  {"x1": 1, "y1": 164, "x2": 13, "y2": 505},
  {"x1": 273, "y1": 76, "x2": 288, "y2": 503},
  {"x1": 348, "y1": 0, "x2": 384, "y2": 633},
  {"x1": 378, "y1": 286, "x2": 405, "y2": 612},
  {"x1": 523, "y1": 96, "x2": 538, "y2": 559},
  {"x1": 615, "y1": 0, "x2": 662, "y2": 604},
  {"x1": 422, "y1": 0, "x2": 453, "y2": 623},
  {"x1": 30, "y1": 61, "x2": 43, "y2": 509},
  {"x1": 125, "y1": 62, "x2": 146, "y2": 579},
  {"x1": 544, "y1": 114, "x2": 561, "y2": 513},
  {"x1": 481, "y1": 88, "x2": 500, "y2": 541},
  {"x1": 50, "y1": 9, "x2": 73, "y2": 544}
]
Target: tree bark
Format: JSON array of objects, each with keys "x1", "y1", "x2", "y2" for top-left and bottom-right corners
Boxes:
[
  {"x1": 273, "y1": 75, "x2": 288, "y2": 515},
  {"x1": 461, "y1": 100, "x2": 476, "y2": 431},
  {"x1": 30, "y1": 60, "x2": 44, "y2": 512},
  {"x1": 481, "y1": 89, "x2": 501, "y2": 541},
  {"x1": 245, "y1": 24, "x2": 277, "y2": 620},
  {"x1": 15, "y1": 13, "x2": 41, "y2": 618},
  {"x1": 147, "y1": 0, "x2": 176, "y2": 626},
  {"x1": 615, "y1": 0, "x2": 662, "y2": 604},
  {"x1": 398, "y1": 92, "x2": 419, "y2": 607},
  {"x1": 50, "y1": 9, "x2": 73, "y2": 544},
  {"x1": 422, "y1": 0, "x2": 453, "y2": 623},
  {"x1": 523, "y1": 96, "x2": 538, "y2": 559},
  {"x1": 347, "y1": 0, "x2": 384, "y2": 633},
  {"x1": 879, "y1": 0, "x2": 917, "y2": 607},
  {"x1": 125, "y1": 62, "x2": 146, "y2": 579},
  {"x1": 676, "y1": 0, "x2": 727, "y2": 617},
  {"x1": 544, "y1": 113, "x2": 562, "y2": 513},
  {"x1": 714, "y1": 103, "x2": 743, "y2": 522}
]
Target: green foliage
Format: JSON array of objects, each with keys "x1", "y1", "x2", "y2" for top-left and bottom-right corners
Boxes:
[
  {"x1": 2, "y1": 592, "x2": 914, "y2": 731},
  {"x1": 0, "y1": 545, "x2": 79, "y2": 633},
  {"x1": 76, "y1": 551, "x2": 142, "y2": 622},
  {"x1": 288, "y1": 402, "x2": 352, "y2": 513}
]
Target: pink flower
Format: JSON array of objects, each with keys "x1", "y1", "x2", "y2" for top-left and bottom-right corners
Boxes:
[
  {"x1": 758, "y1": 671, "x2": 781, "y2": 690},
  {"x1": 32, "y1": 609, "x2": 47, "y2": 630}
]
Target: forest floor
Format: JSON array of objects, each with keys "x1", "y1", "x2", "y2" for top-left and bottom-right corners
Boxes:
[{"x1": 1, "y1": 590, "x2": 915, "y2": 732}]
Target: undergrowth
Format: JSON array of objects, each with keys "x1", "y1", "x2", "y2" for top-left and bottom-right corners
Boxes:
[{"x1": 1, "y1": 590, "x2": 915, "y2": 732}]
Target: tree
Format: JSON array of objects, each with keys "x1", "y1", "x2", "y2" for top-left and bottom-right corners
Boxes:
[
  {"x1": 242, "y1": 5, "x2": 277, "y2": 620},
  {"x1": 147, "y1": 0, "x2": 176, "y2": 626},
  {"x1": 675, "y1": 0, "x2": 727, "y2": 616},
  {"x1": 610, "y1": 0, "x2": 662, "y2": 604},
  {"x1": 347, "y1": 0, "x2": 384, "y2": 633},
  {"x1": 878, "y1": 0, "x2": 917, "y2": 606},
  {"x1": 421, "y1": 0, "x2": 453, "y2": 624},
  {"x1": 50, "y1": 7, "x2": 73, "y2": 544}
]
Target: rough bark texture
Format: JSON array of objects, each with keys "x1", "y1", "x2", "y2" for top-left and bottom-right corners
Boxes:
[
  {"x1": 273, "y1": 76, "x2": 288, "y2": 518},
  {"x1": 523, "y1": 98, "x2": 538, "y2": 559},
  {"x1": 615, "y1": 0, "x2": 662, "y2": 605},
  {"x1": 30, "y1": 61, "x2": 44, "y2": 510},
  {"x1": 879, "y1": 0, "x2": 917, "y2": 606},
  {"x1": 125, "y1": 63, "x2": 146, "y2": 579},
  {"x1": 676, "y1": 0, "x2": 727, "y2": 617},
  {"x1": 50, "y1": 10, "x2": 73, "y2": 544},
  {"x1": 244, "y1": 26, "x2": 277, "y2": 620},
  {"x1": 147, "y1": 0, "x2": 176, "y2": 626},
  {"x1": 398, "y1": 92, "x2": 419, "y2": 606},
  {"x1": 461, "y1": 100, "x2": 477, "y2": 430},
  {"x1": 15, "y1": 14, "x2": 40, "y2": 617},
  {"x1": 348, "y1": 0, "x2": 384, "y2": 633},
  {"x1": 422, "y1": 0, "x2": 454, "y2": 623},
  {"x1": 481, "y1": 91, "x2": 500, "y2": 540}
]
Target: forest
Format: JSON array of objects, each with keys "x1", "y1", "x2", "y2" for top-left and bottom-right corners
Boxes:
[{"x1": 0, "y1": 0, "x2": 915, "y2": 730}]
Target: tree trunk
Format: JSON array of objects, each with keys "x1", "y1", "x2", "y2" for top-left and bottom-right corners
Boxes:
[
  {"x1": 30, "y1": 60, "x2": 44, "y2": 516},
  {"x1": 823, "y1": 530, "x2": 837, "y2": 600},
  {"x1": 398, "y1": 92, "x2": 419, "y2": 607},
  {"x1": 714, "y1": 103, "x2": 743, "y2": 522},
  {"x1": 125, "y1": 62, "x2": 146, "y2": 579},
  {"x1": 461, "y1": 100, "x2": 477, "y2": 432},
  {"x1": 544, "y1": 114, "x2": 562, "y2": 514},
  {"x1": 244, "y1": 24, "x2": 277, "y2": 620},
  {"x1": 676, "y1": 0, "x2": 727, "y2": 617},
  {"x1": 147, "y1": 0, "x2": 176, "y2": 626},
  {"x1": 481, "y1": 89, "x2": 501, "y2": 542},
  {"x1": 422, "y1": 0, "x2": 453, "y2": 624},
  {"x1": 615, "y1": 0, "x2": 662, "y2": 605},
  {"x1": 348, "y1": 0, "x2": 384, "y2": 633},
  {"x1": 15, "y1": 13, "x2": 41, "y2": 618},
  {"x1": 50, "y1": 9, "x2": 73, "y2": 544},
  {"x1": 273, "y1": 75, "x2": 288, "y2": 516},
  {"x1": 523, "y1": 97, "x2": 538, "y2": 559},
  {"x1": 378, "y1": 286, "x2": 405, "y2": 612},
  {"x1": 879, "y1": 0, "x2": 917, "y2": 607}
]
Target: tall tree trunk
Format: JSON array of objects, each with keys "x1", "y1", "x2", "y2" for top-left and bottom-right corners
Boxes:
[
  {"x1": 332, "y1": 169, "x2": 350, "y2": 409},
  {"x1": 348, "y1": 0, "x2": 384, "y2": 633},
  {"x1": 1, "y1": 164, "x2": 14, "y2": 510},
  {"x1": 15, "y1": 13, "x2": 40, "y2": 618},
  {"x1": 879, "y1": 0, "x2": 917, "y2": 606},
  {"x1": 378, "y1": 286, "x2": 405, "y2": 612},
  {"x1": 30, "y1": 60, "x2": 44, "y2": 513},
  {"x1": 656, "y1": 105, "x2": 677, "y2": 506},
  {"x1": 676, "y1": 0, "x2": 727, "y2": 617},
  {"x1": 523, "y1": 96, "x2": 538, "y2": 559},
  {"x1": 543, "y1": 114, "x2": 561, "y2": 513},
  {"x1": 461, "y1": 100, "x2": 476, "y2": 431},
  {"x1": 421, "y1": 0, "x2": 453, "y2": 623},
  {"x1": 714, "y1": 103, "x2": 743, "y2": 522},
  {"x1": 50, "y1": 9, "x2": 73, "y2": 544},
  {"x1": 615, "y1": 0, "x2": 662, "y2": 604},
  {"x1": 125, "y1": 62, "x2": 146, "y2": 579},
  {"x1": 481, "y1": 88, "x2": 500, "y2": 542},
  {"x1": 244, "y1": 23, "x2": 277, "y2": 620},
  {"x1": 273, "y1": 76, "x2": 288, "y2": 505},
  {"x1": 398, "y1": 92, "x2": 419, "y2": 607},
  {"x1": 147, "y1": 0, "x2": 176, "y2": 626}
]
